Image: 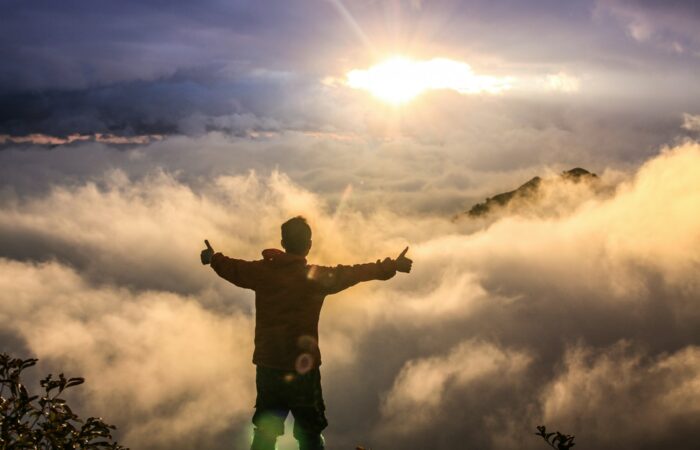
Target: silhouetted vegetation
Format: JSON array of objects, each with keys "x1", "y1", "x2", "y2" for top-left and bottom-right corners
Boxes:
[
  {"x1": 0, "y1": 353, "x2": 126, "y2": 449},
  {"x1": 536, "y1": 425, "x2": 576, "y2": 449}
]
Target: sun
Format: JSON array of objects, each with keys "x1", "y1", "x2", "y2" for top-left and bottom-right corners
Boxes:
[
  {"x1": 346, "y1": 56, "x2": 427, "y2": 105},
  {"x1": 345, "y1": 55, "x2": 513, "y2": 105}
]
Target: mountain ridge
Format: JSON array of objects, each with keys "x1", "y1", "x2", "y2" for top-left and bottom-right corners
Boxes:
[{"x1": 464, "y1": 168, "x2": 598, "y2": 218}]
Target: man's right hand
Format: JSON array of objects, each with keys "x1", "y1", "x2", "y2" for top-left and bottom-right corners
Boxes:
[
  {"x1": 201, "y1": 239, "x2": 215, "y2": 265},
  {"x1": 396, "y1": 247, "x2": 412, "y2": 273}
]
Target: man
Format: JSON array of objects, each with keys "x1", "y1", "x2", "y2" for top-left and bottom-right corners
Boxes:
[{"x1": 201, "y1": 216, "x2": 412, "y2": 450}]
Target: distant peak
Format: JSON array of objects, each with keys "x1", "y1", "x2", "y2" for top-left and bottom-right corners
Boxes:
[
  {"x1": 462, "y1": 167, "x2": 597, "y2": 218},
  {"x1": 562, "y1": 167, "x2": 597, "y2": 180}
]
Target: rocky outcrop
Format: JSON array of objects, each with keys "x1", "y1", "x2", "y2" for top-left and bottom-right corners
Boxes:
[{"x1": 465, "y1": 168, "x2": 597, "y2": 218}]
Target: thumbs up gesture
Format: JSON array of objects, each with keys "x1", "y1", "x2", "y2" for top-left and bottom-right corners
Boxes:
[
  {"x1": 201, "y1": 240, "x2": 215, "y2": 265},
  {"x1": 396, "y1": 247, "x2": 412, "y2": 273}
]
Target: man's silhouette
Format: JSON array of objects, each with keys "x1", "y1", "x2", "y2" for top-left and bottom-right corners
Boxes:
[{"x1": 201, "y1": 216, "x2": 412, "y2": 450}]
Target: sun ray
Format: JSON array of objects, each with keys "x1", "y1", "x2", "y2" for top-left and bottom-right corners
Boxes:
[{"x1": 327, "y1": 0, "x2": 376, "y2": 53}]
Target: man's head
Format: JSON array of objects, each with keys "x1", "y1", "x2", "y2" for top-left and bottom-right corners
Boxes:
[{"x1": 281, "y1": 216, "x2": 312, "y2": 256}]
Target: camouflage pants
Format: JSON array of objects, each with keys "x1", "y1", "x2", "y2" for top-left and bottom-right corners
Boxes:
[{"x1": 251, "y1": 366, "x2": 328, "y2": 450}]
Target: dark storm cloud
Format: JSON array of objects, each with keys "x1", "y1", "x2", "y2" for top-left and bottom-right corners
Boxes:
[
  {"x1": 0, "y1": 0, "x2": 332, "y2": 91},
  {"x1": 0, "y1": 68, "x2": 316, "y2": 136},
  {"x1": 0, "y1": 0, "x2": 346, "y2": 136}
]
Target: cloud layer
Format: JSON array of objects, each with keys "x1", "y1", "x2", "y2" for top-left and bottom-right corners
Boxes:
[{"x1": 1, "y1": 137, "x2": 699, "y2": 449}]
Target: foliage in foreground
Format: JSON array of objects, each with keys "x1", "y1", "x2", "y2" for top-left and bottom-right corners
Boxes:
[
  {"x1": 0, "y1": 353, "x2": 126, "y2": 449},
  {"x1": 536, "y1": 425, "x2": 576, "y2": 450}
]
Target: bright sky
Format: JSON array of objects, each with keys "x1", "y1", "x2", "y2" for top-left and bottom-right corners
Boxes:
[
  {"x1": 346, "y1": 56, "x2": 514, "y2": 104},
  {"x1": 1, "y1": 0, "x2": 699, "y2": 144}
]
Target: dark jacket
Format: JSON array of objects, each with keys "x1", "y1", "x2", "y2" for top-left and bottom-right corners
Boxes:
[{"x1": 211, "y1": 248, "x2": 396, "y2": 371}]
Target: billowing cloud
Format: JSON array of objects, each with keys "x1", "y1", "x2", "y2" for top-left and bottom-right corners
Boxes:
[
  {"x1": 379, "y1": 340, "x2": 531, "y2": 433},
  {"x1": 682, "y1": 112, "x2": 700, "y2": 132},
  {"x1": 0, "y1": 258, "x2": 256, "y2": 449},
  {"x1": 541, "y1": 342, "x2": 700, "y2": 449},
  {"x1": 1, "y1": 139, "x2": 699, "y2": 449}
]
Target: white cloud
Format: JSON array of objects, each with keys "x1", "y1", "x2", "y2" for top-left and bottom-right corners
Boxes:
[
  {"x1": 0, "y1": 258, "x2": 255, "y2": 449},
  {"x1": 545, "y1": 72, "x2": 581, "y2": 93},
  {"x1": 682, "y1": 113, "x2": 700, "y2": 132},
  {"x1": 541, "y1": 342, "x2": 700, "y2": 447},
  {"x1": 379, "y1": 340, "x2": 531, "y2": 433}
]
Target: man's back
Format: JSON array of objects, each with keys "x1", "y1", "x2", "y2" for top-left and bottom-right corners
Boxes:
[{"x1": 210, "y1": 248, "x2": 397, "y2": 371}]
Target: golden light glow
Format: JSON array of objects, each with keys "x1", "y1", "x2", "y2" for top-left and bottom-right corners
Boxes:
[{"x1": 346, "y1": 56, "x2": 513, "y2": 105}]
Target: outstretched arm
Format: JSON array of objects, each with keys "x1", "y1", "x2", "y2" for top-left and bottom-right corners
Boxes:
[
  {"x1": 200, "y1": 239, "x2": 261, "y2": 290},
  {"x1": 316, "y1": 247, "x2": 412, "y2": 295}
]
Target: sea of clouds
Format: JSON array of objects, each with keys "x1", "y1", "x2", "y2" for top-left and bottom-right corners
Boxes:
[
  {"x1": 1, "y1": 136, "x2": 699, "y2": 450},
  {"x1": 2, "y1": 0, "x2": 700, "y2": 448}
]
